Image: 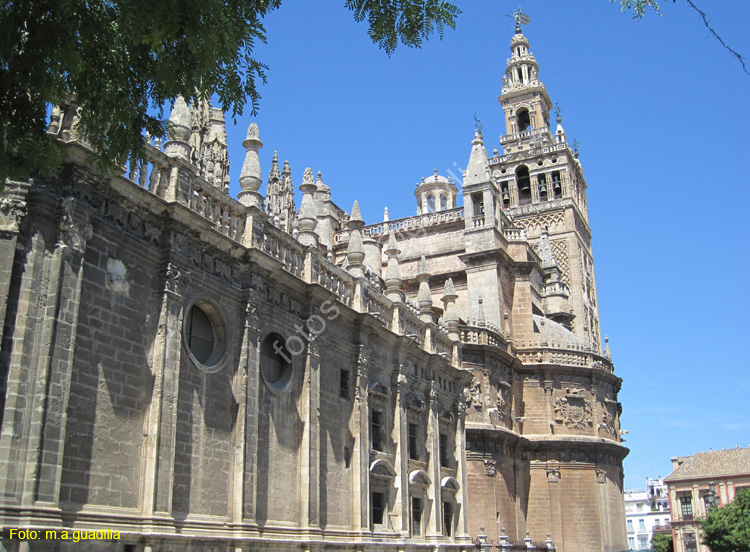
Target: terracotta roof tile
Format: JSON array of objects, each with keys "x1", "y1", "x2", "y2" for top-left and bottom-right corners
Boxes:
[{"x1": 665, "y1": 447, "x2": 750, "y2": 482}]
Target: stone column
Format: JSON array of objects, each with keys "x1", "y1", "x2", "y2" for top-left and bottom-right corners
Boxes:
[
  {"x1": 238, "y1": 296, "x2": 262, "y2": 523},
  {"x1": 482, "y1": 188, "x2": 495, "y2": 227},
  {"x1": 30, "y1": 197, "x2": 91, "y2": 504},
  {"x1": 143, "y1": 261, "x2": 189, "y2": 515},
  {"x1": 392, "y1": 366, "x2": 410, "y2": 536},
  {"x1": 455, "y1": 400, "x2": 471, "y2": 540},
  {"x1": 0, "y1": 193, "x2": 91, "y2": 508},
  {"x1": 352, "y1": 346, "x2": 370, "y2": 532},
  {"x1": 300, "y1": 333, "x2": 322, "y2": 528},
  {"x1": 427, "y1": 383, "x2": 441, "y2": 538}
]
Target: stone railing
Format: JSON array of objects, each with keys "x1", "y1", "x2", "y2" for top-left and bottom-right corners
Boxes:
[
  {"x1": 363, "y1": 286, "x2": 393, "y2": 329},
  {"x1": 259, "y1": 223, "x2": 305, "y2": 279},
  {"x1": 541, "y1": 281, "x2": 568, "y2": 297},
  {"x1": 499, "y1": 126, "x2": 550, "y2": 145},
  {"x1": 459, "y1": 325, "x2": 508, "y2": 350},
  {"x1": 503, "y1": 227, "x2": 527, "y2": 241},
  {"x1": 334, "y1": 207, "x2": 465, "y2": 244},
  {"x1": 186, "y1": 175, "x2": 245, "y2": 242},
  {"x1": 311, "y1": 253, "x2": 356, "y2": 308},
  {"x1": 398, "y1": 306, "x2": 426, "y2": 346},
  {"x1": 515, "y1": 345, "x2": 613, "y2": 373},
  {"x1": 125, "y1": 143, "x2": 168, "y2": 193}
]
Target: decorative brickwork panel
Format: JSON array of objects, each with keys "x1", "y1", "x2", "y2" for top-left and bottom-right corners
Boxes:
[
  {"x1": 516, "y1": 211, "x2": 566, "y2": 234},
  {"x1": 551, "y1": 239, "x2": 570, "y2": 285}
]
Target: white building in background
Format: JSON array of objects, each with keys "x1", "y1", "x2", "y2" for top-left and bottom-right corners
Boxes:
[{"x1": 625, "y1": 477, "x2": 672, "y2": 550}]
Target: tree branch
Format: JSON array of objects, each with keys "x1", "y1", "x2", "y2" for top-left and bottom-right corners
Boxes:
[{"x1": 684, "y1": 0, "x2": 749, "y2": 76}]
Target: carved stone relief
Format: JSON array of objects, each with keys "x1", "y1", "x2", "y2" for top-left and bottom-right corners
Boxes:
[
  {"x1": 553, "y1": 388, "x2": 593, "y2": 430},
  {"x1": 0, "y1": 197, "x2": 26, "y2": 232},
  {"x1": 165, "y1": 263, "x2": 191, "y2": 296}
]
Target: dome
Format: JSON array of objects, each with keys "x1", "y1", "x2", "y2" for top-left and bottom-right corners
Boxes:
[{"x1": 532, "y1": 314, "x2": 582, "y2": 348}]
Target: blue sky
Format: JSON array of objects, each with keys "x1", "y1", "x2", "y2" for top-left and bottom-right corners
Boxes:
[{"x1": 219, "y1": 1, "x2": 750, "y2": 490}]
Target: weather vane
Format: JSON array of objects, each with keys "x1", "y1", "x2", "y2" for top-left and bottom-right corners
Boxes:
[
  {"x1": 473, "y1": 114, "x2": 483, "y2": 135},
  {"x1": 506, "y1": 6, "x2": 530, "y2": 33}
]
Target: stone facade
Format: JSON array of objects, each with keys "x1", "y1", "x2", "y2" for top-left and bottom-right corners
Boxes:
[{"x1": 0, "y1": 25, "x2": 627, "y2": 552}]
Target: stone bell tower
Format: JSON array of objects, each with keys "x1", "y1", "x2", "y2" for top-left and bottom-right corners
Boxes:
[{"x1": 490, "y1": 22, "x2": 602, "y2": 351}]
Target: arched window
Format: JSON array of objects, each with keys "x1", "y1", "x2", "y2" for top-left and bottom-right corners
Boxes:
[
  {"x1": 551, "y1": 171, "x2": 562, "y2": 198},
  {"x1": 517, "y1": 108, "x2": 530, "y2": 131},
  {"x1": 439, "y1": 194, "x2": 448, "y2": 211},
  {"x1": 427, "y1": 194, "x2": 436, "y2": 213},
  {"x1": 538, "y1": 173, "x2": 548, "y2": 202},
  {"x1": 516, "y1": 165, "x2": 531, "y2": 205}
]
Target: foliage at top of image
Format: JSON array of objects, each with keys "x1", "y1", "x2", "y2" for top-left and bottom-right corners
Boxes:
[{"x1": 4, "y1": 0, "x2": 743, "y2": 187}]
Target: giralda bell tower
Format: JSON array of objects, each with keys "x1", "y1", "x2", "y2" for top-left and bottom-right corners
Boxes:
[{"x1": 491, "y1": 15, "x2": 602, "y2": 353}]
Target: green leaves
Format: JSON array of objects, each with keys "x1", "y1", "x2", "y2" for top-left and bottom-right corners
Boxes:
[
  {"x1": 345, "y1": 0, "x2": 460, "y2": 55},
  {"x1": 1, "y1": 0, "x2": 461, "y2": 183},
  {"x1": 651, "y1": 533, "x2": 674, "y2": 552},
  {"x1": 613, "y1": 0, "x2": 662, "y2": 18},
  {"x1": 0, "y1": 0, "x2": 282, "y2": 182},
  {"x1": 699, "y1": 488, "x2": 750, "y2": 552}
]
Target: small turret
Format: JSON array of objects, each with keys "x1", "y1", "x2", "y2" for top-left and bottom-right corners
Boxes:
[
  {"x1": 384, "y1": 231, "x2": 404, "y2": 303},
  {"x1": 416, "y1": 255, "x2": 435, "y2": 323},
  {"x1": 237, "y1": 122, "x2": 263, "y2": 208},
  {"x1": 464, "y1": 129, "x2": 491, "y2": 187},
  {"x1": 297, "y1": 168, "x2": 319, "y2": 247},
  {"x1": 414, "y1": 169, "x2": 458, "y2": 215},
  {"x1": 346, "y1": 201, "x2": 366, "y2": 278},
  {"x1": 441, "y1": 278, "x2": 459, "y2": 341},
  {"x1": 164, "y1": 96, "x2": 192, "y2": 160}
]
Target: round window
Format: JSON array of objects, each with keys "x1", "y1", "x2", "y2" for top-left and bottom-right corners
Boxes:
[
  {"x1": 260, "y1": 333, "x2": 293, "y2": 392},
  {"x1": 183, "y1": 300, "x2": 226, "y2": 372}
]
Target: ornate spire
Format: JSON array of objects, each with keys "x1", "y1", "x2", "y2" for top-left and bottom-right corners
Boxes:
[
  {"x1": 537, "y1": 226, "x2": 557, "y2": 271},
  {"x1": 316, "y1": 170, "x2": 330, "y2": 193},
  {"x1": 384, "y1": 230, "x2": 403, "y2": 302},
  {"x1": 269, "y1": 150, "x2": 280, "y2": 182},
  {"x1": 201, "y1": 107, "x2": 230, "y2": 191},
  {"x1": 264, "y1": 152, "x2": 296, "y2": 233},
  {"x1": 346, "y1": 201, "x2": 366, "y2": 278},
  {"x1": 237, "y1": 122, "x2": 263, "y2": 208},
  {"x1": 554, "y1": 104, "x2": 567, "y2": 144},
  {"x1": 164, "y1": 96, "x2": 192, "y2": 160},
  {"x1": 502, "y1": 26, "x2": 542, "y2": 94},
  {"x1": 416, "y1": 255, "x2": 434, "y2": 323},
  {"x1": 383, "y1": 207, "x2": 389, "y2": 222},
  {"x1": 604, "y1": 335, "x2": 612, "y2": 360},
  {"x1": 463, "y1": 128, "x2": 491, "y2": 186},
  {"x1": 297, "y1": 167, "x2": 319, "y2": 247}
]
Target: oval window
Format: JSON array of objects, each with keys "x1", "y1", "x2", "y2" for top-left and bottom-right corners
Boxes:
[
  {"x1": 183, "y1": 299, "x2": 227, "y2": 373},
  {"x1": 260, "y1": 333, "x2": 293, "y2": 392}
]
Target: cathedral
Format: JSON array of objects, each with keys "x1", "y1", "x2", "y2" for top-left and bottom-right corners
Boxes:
[{"x1": 0, "y1": 22, "x2": 627, "y2": 552}]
